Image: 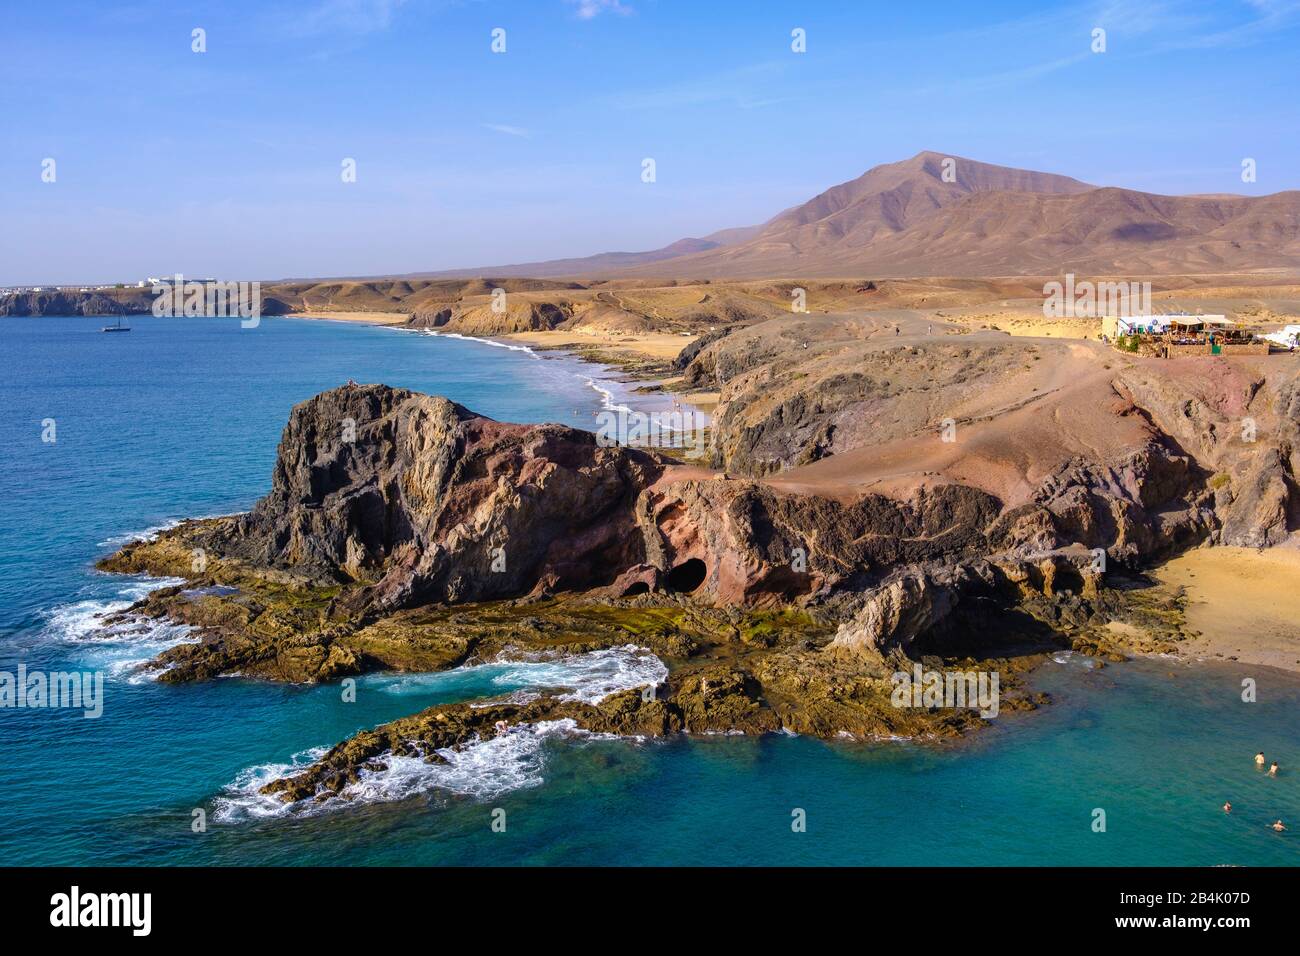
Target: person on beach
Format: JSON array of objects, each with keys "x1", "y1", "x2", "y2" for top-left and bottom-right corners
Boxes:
[
  {"x1": 494, "y1": 720, "x2": 508, "y2": 736},
  {"x1": 1271, "y1": 820, "x2": 1287, "y2": 832},
  {"x1": 1255, "y1": 752, "x2": 1266, "y2": 766},
  {"x1": 1269, "y1": 762, "x2": 1279, "y2": 777},
  {"x1": 1223, "y1": 801, "x2": 1232, "y2": 813}
]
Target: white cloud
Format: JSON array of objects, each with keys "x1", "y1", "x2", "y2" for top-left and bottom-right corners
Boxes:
[
  {"x1": 288, "y1": 0, "x2": 410, "y2": 37},
  {"x1": 482, "y1": 123, "x2": 530, "y2": 138},
  {"x1": 567, "y1": 0, "x2": 633, "y2": 20}
]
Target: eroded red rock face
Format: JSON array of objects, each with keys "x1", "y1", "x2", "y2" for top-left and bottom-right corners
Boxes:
[
  {"x1": 195, "y1": 377, "x2": 1293, "y2": 632},
  {"x1": 636, "y1": 478, "x2": 1003, "y2": 607},
  {"x1": 218, "y1": 384, "x2": 664, "y2": 612}
]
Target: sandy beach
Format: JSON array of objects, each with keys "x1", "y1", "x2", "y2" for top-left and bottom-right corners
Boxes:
[
  {"x1": 294, "y1": 310, "x2": 412, "y2": 325},
  {"x1": 658, "y1": 378, "x2": 720, "y2": 415},
  {"x1": 505, "y1": 330, "x2": 720, "y2": 420},
  {"x1": 291, "y1": 311, "x2": 714, "y2": 419},
  {"x1": 1153, "y1": 546, "x2": 1300, "y2": 673},
  {"x1": 504, "y1": 328, "x2": 697, "y2": 361}
]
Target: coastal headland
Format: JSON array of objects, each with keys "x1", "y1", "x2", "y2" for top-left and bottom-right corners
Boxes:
[
  {"x1": 94, "y1": 295, "x2": 1300, "y2": 806},
  {"x1": 20, "y1": 151, "x2": 1300, "y2": 812}
]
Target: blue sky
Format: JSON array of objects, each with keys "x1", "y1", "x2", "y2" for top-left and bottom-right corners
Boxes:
[{"x1": 2, "y1": 0, "x2": 1298, "y2": 284}]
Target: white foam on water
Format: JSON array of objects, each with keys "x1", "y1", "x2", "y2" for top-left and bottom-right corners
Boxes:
[
  {"x1": 421, "y1": 329, "x2": 540, "y2": 357},
  {"x1": 364, "y1": 644, "x2": 666, "y2": 705},
  {"x1": 215, "y1": 721, "x2": 615, "y2": 821},
  {"x1": 401, "y1": 319, "x2": 706, "y2": 427},
  {"x1": 97, "y1": 519, "x2": 183, "y2": 548},
  {"x1": 488, "y1": 644, "x2": 668, "y2": 703},
  {"x1": 43, "y1": 576, "x2": 195, "y2": 678},
  {"x1": 584, "y1": 376, "x2": 633, "y2": 413},
  {"x1": 1051, "y1": 650, "x2": 1100, "y2": 669},
  {"x1": 345, "y1": 719, "x2": 605, "y2": 803},
  {"x1": 212, "y1": 747, "x2": 331, "y2": 823},
  {"x1": 45, "y1": 576, "x2": 184, "y2": 641},
  {"x1": 219, "y1": 646, "x2": 665, "y2": 819},
  {"x1": 469, "y1": 689, "x2": 541, "y2": 707}
]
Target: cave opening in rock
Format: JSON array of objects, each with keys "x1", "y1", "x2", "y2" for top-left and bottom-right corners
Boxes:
[
  {"x1": 1051, "y1": 566, "x2": 1085, "y2": 596},
  {"x1": 621, "y1": 581, "x2": 651, "y2": 597},
  {"x1": 667, "y1": 558, "x2": 707, "y2": 593}
]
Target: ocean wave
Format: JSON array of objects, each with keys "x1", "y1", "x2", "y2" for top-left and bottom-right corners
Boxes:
[
  {"x1": 212, "y1": 747, "x2": 330, "y2": 822},
  {"x1": 488, "y1": 644, "x2": 668, "y2": 704},
  {"x1": 97, "y1": 519, "x2": 183, "y2": 548},
  {"x1": 43, "y1": 577, "x2": 195, "y2": 679},
  {"x1": 584, "y1": 376, "x2": 633, "y2": 414},
  {"x1": 215, "y1": 720, "x2": 613, "y2": 821},
  {"x1": 347, "y1": 719, "x2": 605, "y2": 803},
  {"x1": 421, "y1": 330, "x2": 539, "y2": 358},
  {"x1": 45, "y1": 577, "x2": 183, "y2": 641},
  {"x1": 406, "y1": 321, "x2": 704, "y2": 425},
  {"x1": 364, "y1": 644, "x2": 666, "y2": 705},
  {"x1": 96, "y1": 512, "x2": 235, "y2": 548},
  {"x1": 1050, "y1": 650, "x2": 1100, "y2": 669},
  {"x1": 218, "y1": 647, "x2": 665, "y2": 819}
]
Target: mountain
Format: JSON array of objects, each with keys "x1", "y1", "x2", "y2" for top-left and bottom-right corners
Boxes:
[
  {"x1": 416, "y1": 151, "x2": 1300, "y2": 279},
  {"x1": 405, "y1": 228, "x2": 760, "y2": 280}
]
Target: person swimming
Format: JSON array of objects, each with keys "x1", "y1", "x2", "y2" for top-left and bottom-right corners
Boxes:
[
  {"x1": 1223, "y1": 801, "x2": 1232, "y2": 813},
  {"x1": 1255, "y1": 752, "x2": 1266, "y2": 766},
  {"x1": 1271, "y1": 820, "x2": 1287, "y2": 832},
  {"x1": 1269, "y1": 762, "x2": 1280, "y2": 777}
]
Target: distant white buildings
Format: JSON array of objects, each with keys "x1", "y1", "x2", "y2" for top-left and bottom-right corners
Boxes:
[{"x1": 1, "y1": 281, "x2": 152, "y2": 295}]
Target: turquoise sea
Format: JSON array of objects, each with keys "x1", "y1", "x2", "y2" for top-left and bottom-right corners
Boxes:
[{"x1": 1, "y1": 315, "x2": 1298, "y2": 866}]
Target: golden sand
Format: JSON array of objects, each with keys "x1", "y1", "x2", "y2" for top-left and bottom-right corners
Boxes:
[
  {"x1": 294, "y1": 311, "x2": 412, "y2": 326},
  {"x1": 504, "y1": 329, "x2": 696, "y2": 361},
  {"x1": 1154, "y1": 546, "x2": 1300, "y2": 673}
]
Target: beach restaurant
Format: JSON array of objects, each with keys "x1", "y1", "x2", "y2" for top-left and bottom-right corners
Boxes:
[{"x1": 1104, "y1": 313, "x2": 1269, "y2": 357}]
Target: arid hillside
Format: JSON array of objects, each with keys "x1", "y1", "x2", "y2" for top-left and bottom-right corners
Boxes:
[{"x1": 398, "y1": 151, "x2": 1300, "y2": 280}]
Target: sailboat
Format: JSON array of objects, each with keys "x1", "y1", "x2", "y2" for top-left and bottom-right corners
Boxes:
[{"x1": 100, "y1": 317, "x2": 130, "y2": 333}]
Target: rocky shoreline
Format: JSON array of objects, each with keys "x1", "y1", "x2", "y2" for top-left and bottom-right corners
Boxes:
[{"x1": 91, "y1": 297, "x2": 1300, "y2": 810}]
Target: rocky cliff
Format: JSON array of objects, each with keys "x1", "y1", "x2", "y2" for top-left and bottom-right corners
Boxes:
[
  {"x1": 0, "y1": 290, "x2": 154, "y2": 316},
  {"x1": 0, "y1": 288, "x2": 295, "y2": 317},
  {"x1": 191, "y1": 385, "x2": 664, "y2": 612},
  {"x1": 683, "y1": 313, "x2": 1297, "y2": 553},
  {"x1": 95, "y1": 361, "x2": 1296, "y2": 806},
  {"x1": 104, "y1": 362, "x2": 1294, "y2": 666}
]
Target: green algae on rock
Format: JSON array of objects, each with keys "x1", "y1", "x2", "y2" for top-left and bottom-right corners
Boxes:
[{"x1": 94, "y1": 375, "x2": 1292, "y2": 799}]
